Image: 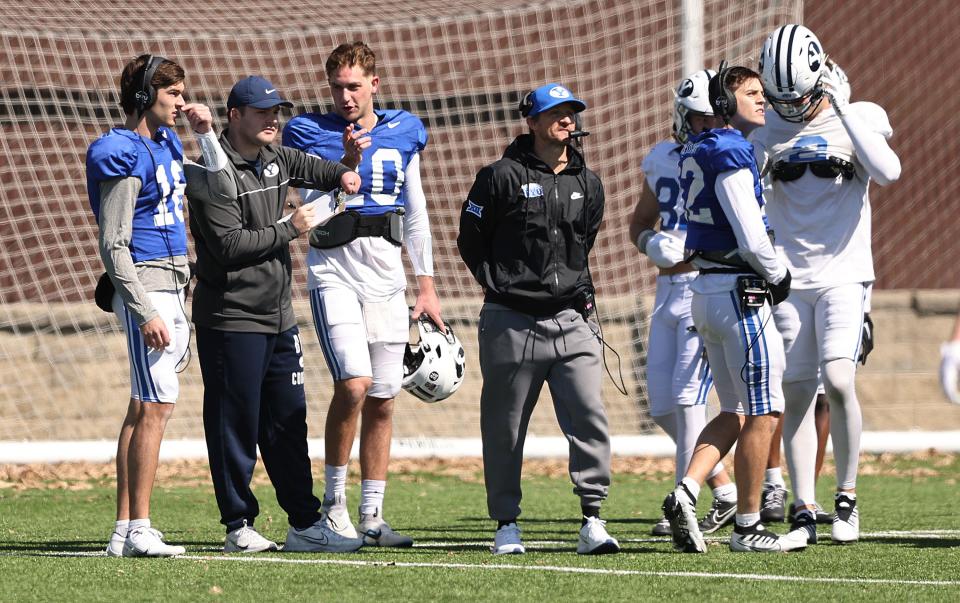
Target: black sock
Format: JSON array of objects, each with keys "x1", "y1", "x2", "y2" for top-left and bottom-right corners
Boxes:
[
  {"x1": 581, "y1": 507, "x2": 600, "y2": 526},
  {"x1": 497, "y1": 519, "x2": 517, "y2": 529}
]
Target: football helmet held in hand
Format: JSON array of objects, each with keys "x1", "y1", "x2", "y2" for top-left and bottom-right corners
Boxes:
[{"x1": 403, "y1": 314, "x2": 466, "y2": 403}]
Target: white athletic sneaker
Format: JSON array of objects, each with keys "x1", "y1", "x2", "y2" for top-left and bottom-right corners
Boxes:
[
  {"x1": 729, "y1": 521, "x2": 783, "y2": 553},
  {"x1": 106, "y1": 529, "x2": 126, "y2": 557},
  {"x1": 650, "y1": 516, "x2": 672, "y2": 536},
  {"x1": 284, "y1": 517, "x2": 364, "y2": 553},
  {"x1": 320, "y1": 493, "x2": 358, "y2": 539},
  {"x1": 577, "y1": 516, "x2": 620, "y2": 555},
  {"x1": 358, "y1": 513, "x2": 414, "y2": 548},
  {"x1": 224, "y1": 520, "x2": 279, "y2": 553},
  {"x1": 492, "y1": 523, "x2": 525, "y2": 555},
  {"x1": 122, "y1": 526, "x2": 186, "y2": 557},
  {"x1": 662, "y1": 484, "x2": 706, "y2": 553},
  {"x1": 780, "y1": 509, "x2": 817, "y2": 551},
  {"x1": 831, "y1": 493, "x2": 860, "y2": 544}
]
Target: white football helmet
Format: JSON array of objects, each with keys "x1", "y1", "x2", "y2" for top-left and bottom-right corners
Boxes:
[
  {"x1": 759, "y1": 24, "x2": 826, "y2": 122},
  {"x1": 402, "y1": 315, "x2": 465, "y2": 403},
  {"x1": 672, "y1": 69, "x2": 716, "y2": 143}
]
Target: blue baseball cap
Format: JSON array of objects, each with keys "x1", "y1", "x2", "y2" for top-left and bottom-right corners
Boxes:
[
  {"x1": 523, "y1": 83, "x2": 587, "y2": 117},
  {"x1": 227, "y1": 76, "x2": 293, "y2": 110}
]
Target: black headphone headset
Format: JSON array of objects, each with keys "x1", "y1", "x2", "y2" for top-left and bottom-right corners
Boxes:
[
  {"x1": 518, "y1": 90, "x2": 535, "y2": 118},
  {"x1": 134, "y1": 54, "x2": 168, "y2": 115},
  {"x1": 708, "y1": 60, "x2": 737, "y2": 122}
]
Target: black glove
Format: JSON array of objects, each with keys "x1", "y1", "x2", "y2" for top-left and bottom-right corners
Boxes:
[
  {"x1": 858, "y1": 312, "x2": 874, "y2": 365},
  {"x1": 768, "y1": 269, "x2": 792, "y2": 306}
]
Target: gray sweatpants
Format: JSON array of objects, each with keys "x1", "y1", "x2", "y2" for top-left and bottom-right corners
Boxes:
[{"x1": 478, "y1": 303, "x2": 611, "y2": 521}]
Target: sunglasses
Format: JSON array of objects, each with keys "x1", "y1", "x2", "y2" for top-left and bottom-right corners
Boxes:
[{"x1": 772, "y1": 157, "x2": 855, "y2": 182}]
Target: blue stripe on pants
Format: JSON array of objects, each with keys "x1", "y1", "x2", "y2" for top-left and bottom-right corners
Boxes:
[
  {"x1": 124, "y1": 308, "x2": 159, "y2": 402},
  {"x1": 309, "y1": 288, "x2": 344, "y2": 381},
  {"x1": 731, "y1": 292, "x2": 770, "y2": 415}
]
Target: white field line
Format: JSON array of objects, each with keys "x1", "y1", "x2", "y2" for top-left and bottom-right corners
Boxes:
[
  {"x1": 4, "y1": 530, "x2": 959, "y2": 588},
  {"x1": 19, "y1": 552, "x2": 956, "y2": 588},
  {"x1": 414, "y1": 529, "x2": 960, "y2": 548}
]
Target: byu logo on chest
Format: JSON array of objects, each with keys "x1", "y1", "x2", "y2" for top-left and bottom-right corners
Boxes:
[
  {"x1": 521, "y1": 183, "x2": 544, "y2": 198},
  {"x1": 263, "y1": 163, "x2": 279, "y2": 178}
]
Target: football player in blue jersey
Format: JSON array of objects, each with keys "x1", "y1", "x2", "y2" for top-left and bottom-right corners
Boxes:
[
  {"x1": 629, "y1": 69, "x2": 738, "y2": 537},
  {"x1": 660, "y1": 65, "x2": 802, "y2": 554},
  {"x1": 86, "y1": 54, "x2": 213, "y2": 557},
  {"x1": 282, "y1": 42, "x2": 442, "y2": 547}
]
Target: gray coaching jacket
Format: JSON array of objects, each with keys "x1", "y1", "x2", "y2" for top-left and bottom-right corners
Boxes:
[{"x1": 186, "y1": 131, "x2": 350, "y2": 334}]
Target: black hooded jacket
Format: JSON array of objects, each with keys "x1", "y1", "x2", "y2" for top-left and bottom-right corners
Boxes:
[{"x1": 457, "y1": 134, "x2": 604, "y2": 317}]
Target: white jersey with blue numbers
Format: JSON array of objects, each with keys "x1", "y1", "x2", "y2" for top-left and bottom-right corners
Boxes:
[
  {"x1": 282, "y1": 109, "x2": 428, "y2": 299},
  {"x1": 86, "y1": 127, "x2": 188, "y2": 262},
  {"x1": 752, "y1": 103, "x2": 891, "y2": 288},
  {"x1": 641, "y1": 141, "x2": 686, "y2": 247}
]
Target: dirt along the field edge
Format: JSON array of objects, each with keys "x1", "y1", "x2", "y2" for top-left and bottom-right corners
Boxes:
[{"x1": 0, "y1": 450, "x2": 956, "y2": 491}]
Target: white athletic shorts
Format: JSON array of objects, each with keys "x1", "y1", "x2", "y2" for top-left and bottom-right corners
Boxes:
[
  {"x1": 647, "y1": 273, "x2": 713, "y2": 417},
  {"x1": 772, "y1": 283, "x2": 867, "y2": 383},
  {"x1": 691, "y1": 289, "x2": 785, "y2": 416},
  {"x1": 113, "y1": 289, "x2": 188, "y2": 404},
  {"x1": 309, "y1": 285, "x2": 407, "y2": 399}
]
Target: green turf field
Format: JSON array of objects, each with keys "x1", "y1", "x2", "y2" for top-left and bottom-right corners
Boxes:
[{"x1": 1, "y1": 454, "x2": 958, "y2": 602}]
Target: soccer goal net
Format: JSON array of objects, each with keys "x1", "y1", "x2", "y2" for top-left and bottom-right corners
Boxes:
[{"x1": 0, "y1": 0, "x2": 810, "y2": 459}]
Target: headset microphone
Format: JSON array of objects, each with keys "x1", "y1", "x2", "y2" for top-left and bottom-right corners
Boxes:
[{"x1": 569, "y1": 113, "x2": 590, "y2": 144}]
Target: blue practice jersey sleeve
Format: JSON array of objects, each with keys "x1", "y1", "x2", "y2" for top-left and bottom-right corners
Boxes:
[{"x1": 86, "y1": 135, "x2": 139, "y2": 212}]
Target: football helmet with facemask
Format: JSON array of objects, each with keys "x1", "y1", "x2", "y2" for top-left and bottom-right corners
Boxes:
[
  {"x1": 672, "y1": 69, "x2": 716, "y2": 143},
  {"x1": 759, "y1": 24, "x2": 826, "y2": 122},
  {"x1": 402, "y1": 314, "x2": 465, "y2": 403}
]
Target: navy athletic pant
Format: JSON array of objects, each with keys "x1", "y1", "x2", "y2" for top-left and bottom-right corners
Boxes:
[{"x1": 197, "y1": 326, "x2": 322, "y2": 532}]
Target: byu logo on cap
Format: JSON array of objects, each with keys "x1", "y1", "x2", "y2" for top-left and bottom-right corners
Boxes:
[{"x1": 549, "y1": 86, "x2": 572, "y2": 99}]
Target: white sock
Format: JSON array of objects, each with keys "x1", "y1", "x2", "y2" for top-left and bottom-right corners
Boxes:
[
  {"x1": 824, "y1": 359, "x2": 862, "y2": 491},
  {"x1": 712, "y1": 482, "x2": 737, "y2": 503},
  {"x1": 680, "y1": 476, "x2": 701, "y2": 502},
  {"x1": 676, "y1": 405, "x2": 707, "y2": 482},
  {"x1": 764, "y1": 467, "x2": 785, "y2": 488},
  {"x1": 735, "y1": 512, "x2": 760, "y2": 528},
  {"x1": 359, "y1": 479, "x2": 386, "y2": 517},
  {"x1": 114, "y1": 519, "x2": 129, "y2": 536},
  {"x1": 128, "y1": 518, "x2": 150, "y2": 532},
  {"x1": 324, "y1": 464, "x2": 348, "y2": 501}
]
